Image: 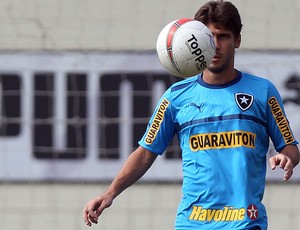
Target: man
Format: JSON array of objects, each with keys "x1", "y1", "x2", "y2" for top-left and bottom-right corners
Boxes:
[{"x1": 83, "y1": 1, "x2": 299, "y2": 229}]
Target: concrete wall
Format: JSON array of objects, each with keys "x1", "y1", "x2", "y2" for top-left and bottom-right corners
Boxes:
[
  {"x1": 0, "y1": 1, "x2": 299, "y2": 230},
  {"x1": 0, "y1": 183, "x2": 299, "y2": 230},
  {"x1": 0, "y1": 0, "x2": 299, "y2": 50}
]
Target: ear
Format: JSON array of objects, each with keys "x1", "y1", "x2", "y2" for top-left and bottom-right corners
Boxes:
[{"x1": 235, "y1": 34, "x2": 241, "y2": 48}]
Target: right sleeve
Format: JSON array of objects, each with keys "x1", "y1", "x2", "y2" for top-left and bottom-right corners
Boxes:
[{"x1": 138, "y1": 89, "x2": 175, "y2": 155}]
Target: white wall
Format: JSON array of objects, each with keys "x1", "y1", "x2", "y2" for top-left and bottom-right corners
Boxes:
[
  {"x1": 0, "y1": 0, "x2": 299, "y2": 50},
  {"x1": 0, "y1": 183, "x2": 299, "y2": 230}
]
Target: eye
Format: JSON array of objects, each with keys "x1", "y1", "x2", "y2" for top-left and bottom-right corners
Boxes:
[{"x1": 219, "y1": 34, "x2": 229, "y2": 40}]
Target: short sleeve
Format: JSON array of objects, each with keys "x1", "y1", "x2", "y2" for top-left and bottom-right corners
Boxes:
[
  {"x1": 138, "y1": 88, "x2": 175, "y2": 155},
  {"x1": 266, "y1": 81, "x2": 298, "y2": 152}
]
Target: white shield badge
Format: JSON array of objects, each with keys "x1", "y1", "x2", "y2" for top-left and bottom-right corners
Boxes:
[{"x1": 235, "y1": 93, "x2": 254, "y2": 111}]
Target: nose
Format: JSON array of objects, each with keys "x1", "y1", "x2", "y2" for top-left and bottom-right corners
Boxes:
[{"x1": 213, "y1": 36, "x2": 219, "y2": 49}]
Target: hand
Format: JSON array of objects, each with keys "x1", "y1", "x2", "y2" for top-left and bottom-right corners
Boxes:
[
  {"x1": 82, "y1": 194, "x2": 113, "y2": 226},
  {"x1": 269, "y1": 153, "x2": 294, "y2": 181}
]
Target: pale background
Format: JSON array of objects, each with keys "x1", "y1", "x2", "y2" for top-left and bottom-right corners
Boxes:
[
  {"x1": 0, "y1": 0, "x2": 299, "y2": 230},
  {"x1": 0, "y1": 0, "x2": 299, "y2": 50}
]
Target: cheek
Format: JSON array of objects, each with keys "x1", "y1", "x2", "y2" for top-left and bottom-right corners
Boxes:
[
  {"x1": 228, "y1": 43, "x2": 237, "y2": 53},
  {"x1": 223, "y1": 45, "x2": 236, "y2": 61}
]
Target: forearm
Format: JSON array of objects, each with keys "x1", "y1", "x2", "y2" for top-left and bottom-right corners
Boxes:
[
  {"x1": 280, "y1": 144, "x2": 300, "y2": 167},
  {"x1": 104, "y1": 146, "x2": 157, "y2": 199}
]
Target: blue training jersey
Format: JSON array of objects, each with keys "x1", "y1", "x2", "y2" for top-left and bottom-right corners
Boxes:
[{"x1": 139, "y1": 71, "x2": 298, "y2": 230}]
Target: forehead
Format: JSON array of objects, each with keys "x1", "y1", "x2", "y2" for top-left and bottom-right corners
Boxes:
[{"x1": 206, "y1": 23, "x2": 233, "y2": 35}]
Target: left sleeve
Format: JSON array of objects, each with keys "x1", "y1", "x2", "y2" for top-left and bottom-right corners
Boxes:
[{"x1": 266, "y1": 81, "x2": 298, "y2": 152}]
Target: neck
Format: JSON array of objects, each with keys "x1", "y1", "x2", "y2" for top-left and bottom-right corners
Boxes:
[{"x1": 202, "y1": 68, "x2": 238, "y2": 85}]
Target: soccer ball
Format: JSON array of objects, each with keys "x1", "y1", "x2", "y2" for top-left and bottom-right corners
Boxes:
[{"x1": 156, "y1": 18, "x2": 215, "y2": 78}]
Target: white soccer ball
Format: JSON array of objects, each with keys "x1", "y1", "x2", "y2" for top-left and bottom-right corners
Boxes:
[{"x1": 156, "y1": 18, "x2": 215, "y2": 78}]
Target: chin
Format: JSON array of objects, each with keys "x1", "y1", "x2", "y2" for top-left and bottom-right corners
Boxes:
[{"x1": 207, "y1": 64, "x2": 224, "y2": 74}]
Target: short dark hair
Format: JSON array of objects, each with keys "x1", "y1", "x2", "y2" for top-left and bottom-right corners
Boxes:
[{"x1": 194, "y1": 0, "x2": 243, "y2": 38}]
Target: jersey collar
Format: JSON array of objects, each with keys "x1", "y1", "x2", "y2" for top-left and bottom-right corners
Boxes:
[{"x1": 197, "y1": 70, "x2": 242, "y2": 89}]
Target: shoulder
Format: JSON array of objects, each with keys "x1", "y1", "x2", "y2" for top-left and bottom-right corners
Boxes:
[
  {"x1": 170, "y1": 76, "x2": 198, "y2": 93},
  {"x1": 162, "y1": 76, "x2": 199, "y2": 108},
  {"x1": 240, "y1": 71, "x2": 273, "y2": 85},
  {"x1": 239, "y1": 71, "x2": 278, "y2": 91}
]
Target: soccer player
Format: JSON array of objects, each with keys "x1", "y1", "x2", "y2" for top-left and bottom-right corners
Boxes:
[{"x1": 83, "y1": 1, "x2": 300, "y2": 229}]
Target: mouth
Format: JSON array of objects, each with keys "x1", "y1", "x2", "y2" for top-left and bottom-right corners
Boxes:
[{"x1": 212, "y1": 53, "x2": 221, "y2": 61}]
